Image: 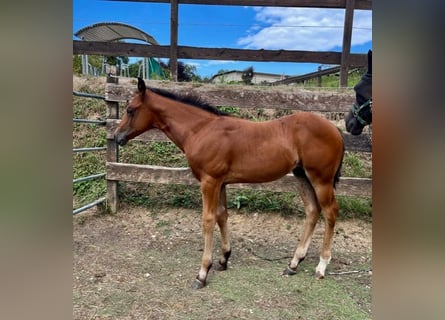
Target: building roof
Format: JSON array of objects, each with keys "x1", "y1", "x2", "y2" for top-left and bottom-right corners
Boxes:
[{"x1": 74, "y1": 22, "x2": 159, "y2": 45}]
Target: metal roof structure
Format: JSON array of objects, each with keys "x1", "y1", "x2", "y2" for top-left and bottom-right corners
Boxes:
[{"x1": 74, "y1": 22, "x2": 159, "y2": 45}]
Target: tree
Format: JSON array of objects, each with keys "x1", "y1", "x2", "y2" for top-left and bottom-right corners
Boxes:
[
  {"x1": 167, "y1": 60, "x2": 201, "y2": 82},
  {"x1": 73, "y1": 55, "x2": 82, "y2": 75},
  {"x1": 104, "y1": 56, "x2": 129, "y2": 66},
  {"x1": 241, "y1": 66, "x2": 254, "y2": 85},
  {"x1": 72, "y1": 54, "x2": 103, "y2": 75},
  {"x1": 72, "y1": 54, "x2": 129, "y2": 75}
]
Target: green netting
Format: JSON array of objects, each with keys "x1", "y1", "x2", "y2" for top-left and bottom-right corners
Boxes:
[{"x1": 147, "y1": 58, "x2": 166, "y2": 79}]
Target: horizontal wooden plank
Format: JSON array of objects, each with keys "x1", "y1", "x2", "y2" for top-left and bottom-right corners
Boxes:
[
  {"x1": 342, "y1": 132, "x2": 372, "y2": 152},
  {"x1": 105, "y1": 0, "x2": 372, "y2": 10},
  {"x1": 106, "y1": 162, "x2": 371, "y2": 197},
  {"x1": 106, "y1": 120, "x2": 371, "y2": 152},
  {"x1": 272, "y1": 66, "x2": 341, "y2": 86},
  {"x1": 105, "y1": 82, "x2": 356, "y2": 112},
  {"x1": 73, "y1": 41, "x2": 367, "y2": 67}
]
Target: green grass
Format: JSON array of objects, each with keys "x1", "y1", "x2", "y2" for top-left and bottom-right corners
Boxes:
[
  {"x1": 337, "y1": 196, "x2": 372, "y2": 221},
  {"x1": 208, "y1": 263, "x2": 370, "y2": 319},
  {"x1": 343, "y1": 152, "x2": 371, "y2": 178},
  {"x1": 294, "y1": 69, "x2": 365, "y2": 88}
]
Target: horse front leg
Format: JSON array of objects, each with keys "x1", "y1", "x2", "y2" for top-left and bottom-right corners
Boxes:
[{"x1": 192, "y1": 178, "x2": 221, "y2": 289}]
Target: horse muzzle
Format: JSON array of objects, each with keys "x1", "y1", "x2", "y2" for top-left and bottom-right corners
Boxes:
[{"x1": 114, "y1": 132, "x2": 128, "y2": 146}]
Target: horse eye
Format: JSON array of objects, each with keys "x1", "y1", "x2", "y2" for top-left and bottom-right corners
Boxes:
[{"x1": 126, "y1": 107, "x2": 134, "y2": 115}]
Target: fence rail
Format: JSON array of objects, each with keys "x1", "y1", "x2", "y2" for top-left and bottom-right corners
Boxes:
[
  {"x1": 73, "y1": 91, "x2": 107, "y2": 215},
  {"x1": 105, "y1": 0, "x2": 371, "y2": 10},
  {"x1": 73, "y1": 147, "x2": 107, "y2": 153},
  {"x1": 73, "y1": 197, "x2": 106, "y2": 216},
  {"x1": 73, "y1": 91, "x2": 105, "y2": 100},
  {"x1": 73, "y1": 118, "x2": 106, "y2": 125},
  {"x1": 73, "y1": 41, "x2": 367, "y2": 67},
  {"x1": 73, "y1": 173, "x2": 106, "y2": 184}
]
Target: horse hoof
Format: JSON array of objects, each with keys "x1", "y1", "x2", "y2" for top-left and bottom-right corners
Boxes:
[
  {"x1": 192, "y1": 278, "x2": 206, "y2": 289},
  {"x1": 315, "y1": 271, "x2": 325, "y2": 280},
  {"x1": 282, "y1": 266, "x2": 297, "y2": 276},
  {"x1": 213, "y1": 262, "x2": 227, "y2": 271}
]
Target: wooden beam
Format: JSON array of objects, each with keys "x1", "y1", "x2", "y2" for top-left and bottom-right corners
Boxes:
[
  {"x1": 339, "y1": 0, "x2": 355, "y2": 87},
  {"x1": 272, "y1": 66, "x2": 341, "y2": 85},
  {"x1": 73, "y1": 41, "x2": 367, "y2": 66},
  {"x1": 106, "y1": 162, "x2": 372, "y2": 197},
  {"x1": 104, "y1": 82, "x2": 356, "y2": 111},
  {"x1": 170, "y1": 0, "x2": 178, "y2": 81},
  {"x1": 105, "y1": 0, "x2": 372, "y2": 10},
  {"x1": 105, "y1": 76, "x2": 120, "y2": 213}
]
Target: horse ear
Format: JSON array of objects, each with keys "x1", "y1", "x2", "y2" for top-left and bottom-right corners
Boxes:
[
  {"x1": 137, "y1": 77, "x2": 146, "y2": 94},
  {"x1": 367, "y1": 50, "x2": 372, "y2": 75}
]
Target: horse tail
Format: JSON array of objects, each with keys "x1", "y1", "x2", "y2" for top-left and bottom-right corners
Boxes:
[{"x1": 333, "y1": 128, "x2": 345, "y2": 189}]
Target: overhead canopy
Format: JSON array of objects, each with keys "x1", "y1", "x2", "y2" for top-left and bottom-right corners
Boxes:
[{"x1": 74, "y1": 22, "x2": 159, "y2": 45}]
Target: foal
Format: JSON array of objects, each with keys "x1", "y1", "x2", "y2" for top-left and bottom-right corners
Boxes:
[{"x1": 114, "y1": 78, "x2": 345, "y2": 289}]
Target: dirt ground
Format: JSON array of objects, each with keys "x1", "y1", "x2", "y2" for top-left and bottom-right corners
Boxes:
[{"x1": 73, "y1": 205, "x2": 371, "y2": 319}]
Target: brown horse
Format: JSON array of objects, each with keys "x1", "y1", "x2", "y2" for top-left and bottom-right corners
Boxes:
[{"x1": 114, "y1": 78, "x2": 345, "y2": 289}]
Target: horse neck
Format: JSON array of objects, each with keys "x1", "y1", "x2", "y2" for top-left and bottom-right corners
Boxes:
[{"x1": 148, "y1": 92, "x2": 216, "y2": 151}]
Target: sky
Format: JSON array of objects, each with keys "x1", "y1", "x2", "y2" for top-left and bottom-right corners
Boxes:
[{"x1": 73, "y1": 0, "x2": 372, "y2": 79}]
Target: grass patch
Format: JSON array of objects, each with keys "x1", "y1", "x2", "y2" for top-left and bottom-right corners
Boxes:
[
  {"x1": 119, "y1": 182, "x2": 371, "y2": 220},
  {"x1": 294, "y1": 69, "x2": 366, "y2": 88},
  {"x1": 343, "y1": 152, "x2": 371, "y2": 178},
  {"x1": 209, "y1": 262, "x2": 371, "y2": 319},
  {"x1": 227, "y1": 189, "x2": 297, "y2": 215},
  {"x1": 338, "y1": 196, "x2": 372, "y2": 221},
  {"x1": 120, "y1": 141, "x2": 188, "y2": 167}
]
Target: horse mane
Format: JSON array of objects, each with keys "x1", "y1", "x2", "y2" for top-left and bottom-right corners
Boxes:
[{"x1": 148, "y1": 87, "x2": 229, "y2": 116}]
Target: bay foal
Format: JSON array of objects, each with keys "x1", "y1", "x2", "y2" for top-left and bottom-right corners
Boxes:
[{"x1": 114, "y1": 78, "x2": 344, "y2": 289}]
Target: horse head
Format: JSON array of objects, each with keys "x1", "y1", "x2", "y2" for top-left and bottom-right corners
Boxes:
[
  {"x1": 345, "y1": 50, "x2": 372, "y2": 135},
  {"x1": 114, "y1": 78, "x2": 156, "y2": 146}
]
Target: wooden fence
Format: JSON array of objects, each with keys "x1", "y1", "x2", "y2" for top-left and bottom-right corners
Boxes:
[
  {"x1": 74, "y1": 0, "x2": 372, "y2": 86},
  {"x1": 104, "y1": 77, "x2": 371, "y2": 213}
]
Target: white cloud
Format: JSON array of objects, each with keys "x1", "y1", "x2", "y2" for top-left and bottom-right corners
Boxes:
[
  {"x1": 206, "y1": 60, "x2": 238, "y2": 66},
  {"x1": 238, "y1": 8, "x2": 372, "y2": 51}
]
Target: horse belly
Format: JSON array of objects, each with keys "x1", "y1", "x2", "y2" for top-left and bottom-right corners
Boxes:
[{"x1": 227, "y1": 152, "x2": 295, "y2": 184}]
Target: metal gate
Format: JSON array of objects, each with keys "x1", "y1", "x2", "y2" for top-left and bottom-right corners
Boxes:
[{"x1": 73, "y1": 91, "x2": 107, "y2": 215}]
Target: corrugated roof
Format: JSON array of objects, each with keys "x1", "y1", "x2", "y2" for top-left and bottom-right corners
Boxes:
[{"x1": 74, "y1": 22, "x2": 159, "y2": 45}]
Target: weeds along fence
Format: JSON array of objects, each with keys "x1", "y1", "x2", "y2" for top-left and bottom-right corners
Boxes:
[
  {"x1": 72, "y1": 91, "x2": 107, "y2": 215},
  {"x1": 104, "y1": 77, "x2": 372, "y2": 213}
]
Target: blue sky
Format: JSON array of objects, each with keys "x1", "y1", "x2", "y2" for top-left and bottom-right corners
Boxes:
[{"x1": 73, "y1": 0, "x2": 372, "y2": 78}]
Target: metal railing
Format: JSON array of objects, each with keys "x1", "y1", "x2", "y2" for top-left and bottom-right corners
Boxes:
[{"x1": 73, "y1": 91, "x2": 107, "y2": 215}]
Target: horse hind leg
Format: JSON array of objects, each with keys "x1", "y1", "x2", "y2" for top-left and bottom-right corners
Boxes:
[
  {"x1": 283, "y1": 167, "x2": 321, "y2": 276},
  {"x1": 312, "y1": 182, "x2": 339, "y2": 279},
  {"x1": 214, "y1": 185, "x2": 232, "y2": 271}
]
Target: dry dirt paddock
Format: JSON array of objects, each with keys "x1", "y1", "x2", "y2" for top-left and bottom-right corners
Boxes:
[{"x1": 73, "y1": 204, "x2": 371, "y2": 320}]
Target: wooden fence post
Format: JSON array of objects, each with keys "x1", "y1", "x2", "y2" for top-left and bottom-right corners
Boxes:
[
  {"x1": 106, "y1": 75, "x2": 119, "y2": 213},
  {"x1": 170, "y1": 0, "x2": 178, "y2": 81},
  {"x1": 340, "y1": 0, "x2": 355, "y2": 87}
]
